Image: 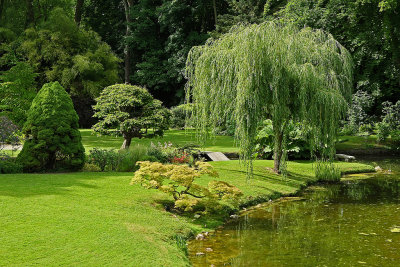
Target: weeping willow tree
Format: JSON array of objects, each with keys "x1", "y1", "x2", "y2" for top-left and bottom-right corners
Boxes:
[{"x1": 185, "y1": 22, "x2": 353, "y2": 173}]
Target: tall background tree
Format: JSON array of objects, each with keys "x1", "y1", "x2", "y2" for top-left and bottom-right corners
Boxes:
[{"x1": 264, "y1": 0, "x2": 400, "y2": 116}]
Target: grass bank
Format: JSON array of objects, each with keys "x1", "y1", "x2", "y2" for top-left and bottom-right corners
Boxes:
[
  {"x1": 0, "y1": 160, "x2": 374, "y2": 266},
  {"x1": 81, "y1": 129, "x2": 237, "y2": 153}
]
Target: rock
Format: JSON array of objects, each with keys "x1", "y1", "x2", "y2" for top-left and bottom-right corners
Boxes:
[
  {"x1": 336, "y1": 154, "x2": 356, "y2": 162},
  {"x1": 205, "y1": 248, "x2": 213, "y2": 252},
  {"x1": 375, "y1": 166, "x2": 383, "y2": 171},
  {"x1": 194, "y1": 214, "x2": 201, "y2": 219},
  {"x1": 195, "y1": 252, "x2": 205, "y2": 256},
  {"x1": 230, "y1": 214, "x2": 239, "y2": 219},
  {"x1": 196, "y1": 234, "x2": 205, "y2": 240},
  {"x1": 203, "y1": 232, "x2": 209, "y2": 236}
]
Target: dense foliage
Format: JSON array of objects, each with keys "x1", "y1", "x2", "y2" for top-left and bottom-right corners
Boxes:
[
  {"x1": 266, "y1": 0, "x2": 400, "y2": 112},
  {"x1": 17, "y1": 82, "x2": 85, "y2": 172},
  {"x1": 186, "y1": 22, "x2": 353, "y2": 173},
  {"x1": 0, "y1": 62, "x2": 37, "y2": 126},
  {"x1": 92, "y1": 84, "x2": 171, "y2": 149},
  {"x1": 170, "y1": 104, "x2": 193, "y2": 129},
  {"x1": 86, "y1": 145, "x2": 151, "y2": 172},
  {"x1": 255, "y1": 120, "x2": 311, "y2": 160}
]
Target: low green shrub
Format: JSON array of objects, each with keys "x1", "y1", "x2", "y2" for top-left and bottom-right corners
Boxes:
[
  {"x1": 117, "y1": 145, "x2": 150, "y2": 172},
  {"x1": 390, "y1": 130, "x2": 400, "y2": 151},
  {"x1": 87, "y1": 148, "x2": 114, "y2": 171},
  {"x1": 314, "y1": 160, "x2": 341, "y2": 182},
  {"x1": 88, "y1": 145, "x2": 152, "y2": 172},
  {"x1": 170, "y1": 104, "x2": 193, "y2": 129},
  {"x1": 132, "y1": 161, "x2": 243, "y2": 213},
  {"x1": 0, "y1": 155, "x2": 23, "y2": 174},
  {"x1": 82, "y1": 163, "x2": 102, "y2": 172}
]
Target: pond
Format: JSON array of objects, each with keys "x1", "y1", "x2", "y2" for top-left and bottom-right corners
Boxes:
[{"x1": 189, "y1": 158, "x2": 400, "y2": 266}]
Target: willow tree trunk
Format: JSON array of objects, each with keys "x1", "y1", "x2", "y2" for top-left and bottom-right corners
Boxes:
[
  {"x1": 74, "y1": 0, "x2": 84, "y2": 26},
  {"x1": 122, "y1": 0, "x2": 133, "y2": 84},
  {"x1": 273, "y1": 129, "x2": 283, "y2": 174},
  {"x1": 212, "y1": 0, "x2": 217, "y2": 28},
  {"x1": 25, "y1": 0, "x2": 34, "y2": 28}
]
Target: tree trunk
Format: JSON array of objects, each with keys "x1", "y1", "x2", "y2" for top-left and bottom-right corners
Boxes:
[
  {"x1": 212, "y1": 0, "x2": 217, "y2": 28},
  {"x1": 0, "y1": 0, "x2": 5, "y2": 21},
  {"x1": 74, "y1": 0, "x2": 84, "y2": 26},
  {"x1": 25, "y1": 0, "x2": 35, "y2": 28},
  {"x1": 121, "y1": 136, "x2": 132, "y2": 149},
  {"x1": 273, "y1": 129, "x2": 283, "y2": 174},
  {"x1": 122, "y1": 0, "x2": 133, "y2": 84}
]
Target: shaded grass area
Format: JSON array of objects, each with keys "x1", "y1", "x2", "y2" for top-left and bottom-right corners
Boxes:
[
  {"x1": 0, "y1": 160, "x2": 373, "y2": 266},
  {"x1": 336, "y1": 135, "x2": 390, "y2": 151},
  {"x1": 81, "y1": 129, "x2": 237, "y2": 153}
]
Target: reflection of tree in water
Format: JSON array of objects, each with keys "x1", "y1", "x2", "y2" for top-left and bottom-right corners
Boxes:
[
  {"x1": 190, "y1": 175, "x2": 400, "y2": 266},
  {"x1": 343, "y1": 179, "x2": 400, "y2": 203}
]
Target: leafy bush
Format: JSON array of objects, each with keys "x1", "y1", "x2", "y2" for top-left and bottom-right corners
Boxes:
[
  {"x1": 17, "y1": 82, "x2": 85, "y2": 172},
  {"x1": 87, "y1": 148, "x2": 116, "y2": 171},
  {"x1": 147, "y1": 142, "x2": 174, "y2": 163},
  {"x1": 82, "y1": 163, "x2": 102, "y2": 172},
  {"x1": 255, "y1": 120, "x2": 311, "y2": 159},
  {"x1": 0, "y1": 155, "x2": 23, "y2": 174},
  {"x1": 170, "y1": 104, "x2": 193, "y2": 129},
  {"x1": 341, "y1": 90, "x2": 375, "y2": 135},
  {"x1": 117, "y1": 145, "x2": 150, "y2": 172},
  {"x1": 376, "y1": 101, "x2": 400, "y2": 141},
  {"x1": 389, "y1": 130, "x2": 400, "y2": 151},
  {"x1": 87, "y1": 145, "x2": 151, "y2": 172},
  {"x1": 131, "y1": 161, "x2": 243, "y2": 212},
  {"x1": 314, "y1": 160, "x2": 341, "y2": 182},
  {"x1": 147, "y1": 142, "x2": 200, "y2": 164}
]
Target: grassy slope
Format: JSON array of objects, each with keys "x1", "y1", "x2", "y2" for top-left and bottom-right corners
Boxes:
[
  {"x1": 336, "y1": 135, "x2": 390, "y2": 151},
  {"x1": 0, "y1": 160, "x2": 374, "y2": 266}
]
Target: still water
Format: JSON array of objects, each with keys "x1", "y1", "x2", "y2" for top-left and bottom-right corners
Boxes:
[{"x1": 189, "y1": 158, "x2": 400, "y2": 266}]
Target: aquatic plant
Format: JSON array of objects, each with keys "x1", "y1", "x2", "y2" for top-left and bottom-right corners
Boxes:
[{"x1": 314, "y1": 160, "x2": 341, "y2": 182}]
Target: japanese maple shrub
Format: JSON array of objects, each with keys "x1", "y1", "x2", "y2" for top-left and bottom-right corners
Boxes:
[
  {"x1": 17, "y1": 82, "x2": 85, "y2": 172},
  {"x1": 92, "y1": 84, "x2": 171, "y2": 149},
  {"x1": 131, "y1": 161, "x2": 243, "y2": 212}
]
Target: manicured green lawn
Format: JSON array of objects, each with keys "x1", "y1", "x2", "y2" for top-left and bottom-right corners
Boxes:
[{"x1": 0, "y1": 160, "x2": 373, "y2": 266}]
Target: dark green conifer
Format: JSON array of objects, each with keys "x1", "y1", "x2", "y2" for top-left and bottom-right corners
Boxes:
[{"x1": 17, "y1": 82, "x2": 85, "y2": 172}]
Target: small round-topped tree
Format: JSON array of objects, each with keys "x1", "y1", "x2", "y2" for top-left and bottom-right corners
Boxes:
[
  {"x1": 17, "y1": 82, "x2": 85, "y2": 172},
  {"x1": 185, "y1": 22, "x2": 353, "y2": 173},
  {"x1": 92, "y1": 84, "x2": 170, "y2": 149}
]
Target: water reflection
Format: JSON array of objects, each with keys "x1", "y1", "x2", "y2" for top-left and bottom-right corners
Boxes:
[{"x1": 189, "y1": 159, "x2": 400, "y2": 266}]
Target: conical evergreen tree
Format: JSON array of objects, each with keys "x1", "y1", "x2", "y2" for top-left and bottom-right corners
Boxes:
[{"x1": 17, "y1": 82, "x2": 85, "y2": 172}]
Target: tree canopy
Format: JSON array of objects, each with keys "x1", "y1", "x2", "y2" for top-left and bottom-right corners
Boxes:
[
  {"x1": 92, "y1": 84, "x2": 171, "y2": 149},
  {"x1": 186, "y1": 22, "x2": 353, "y2": 172}
]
